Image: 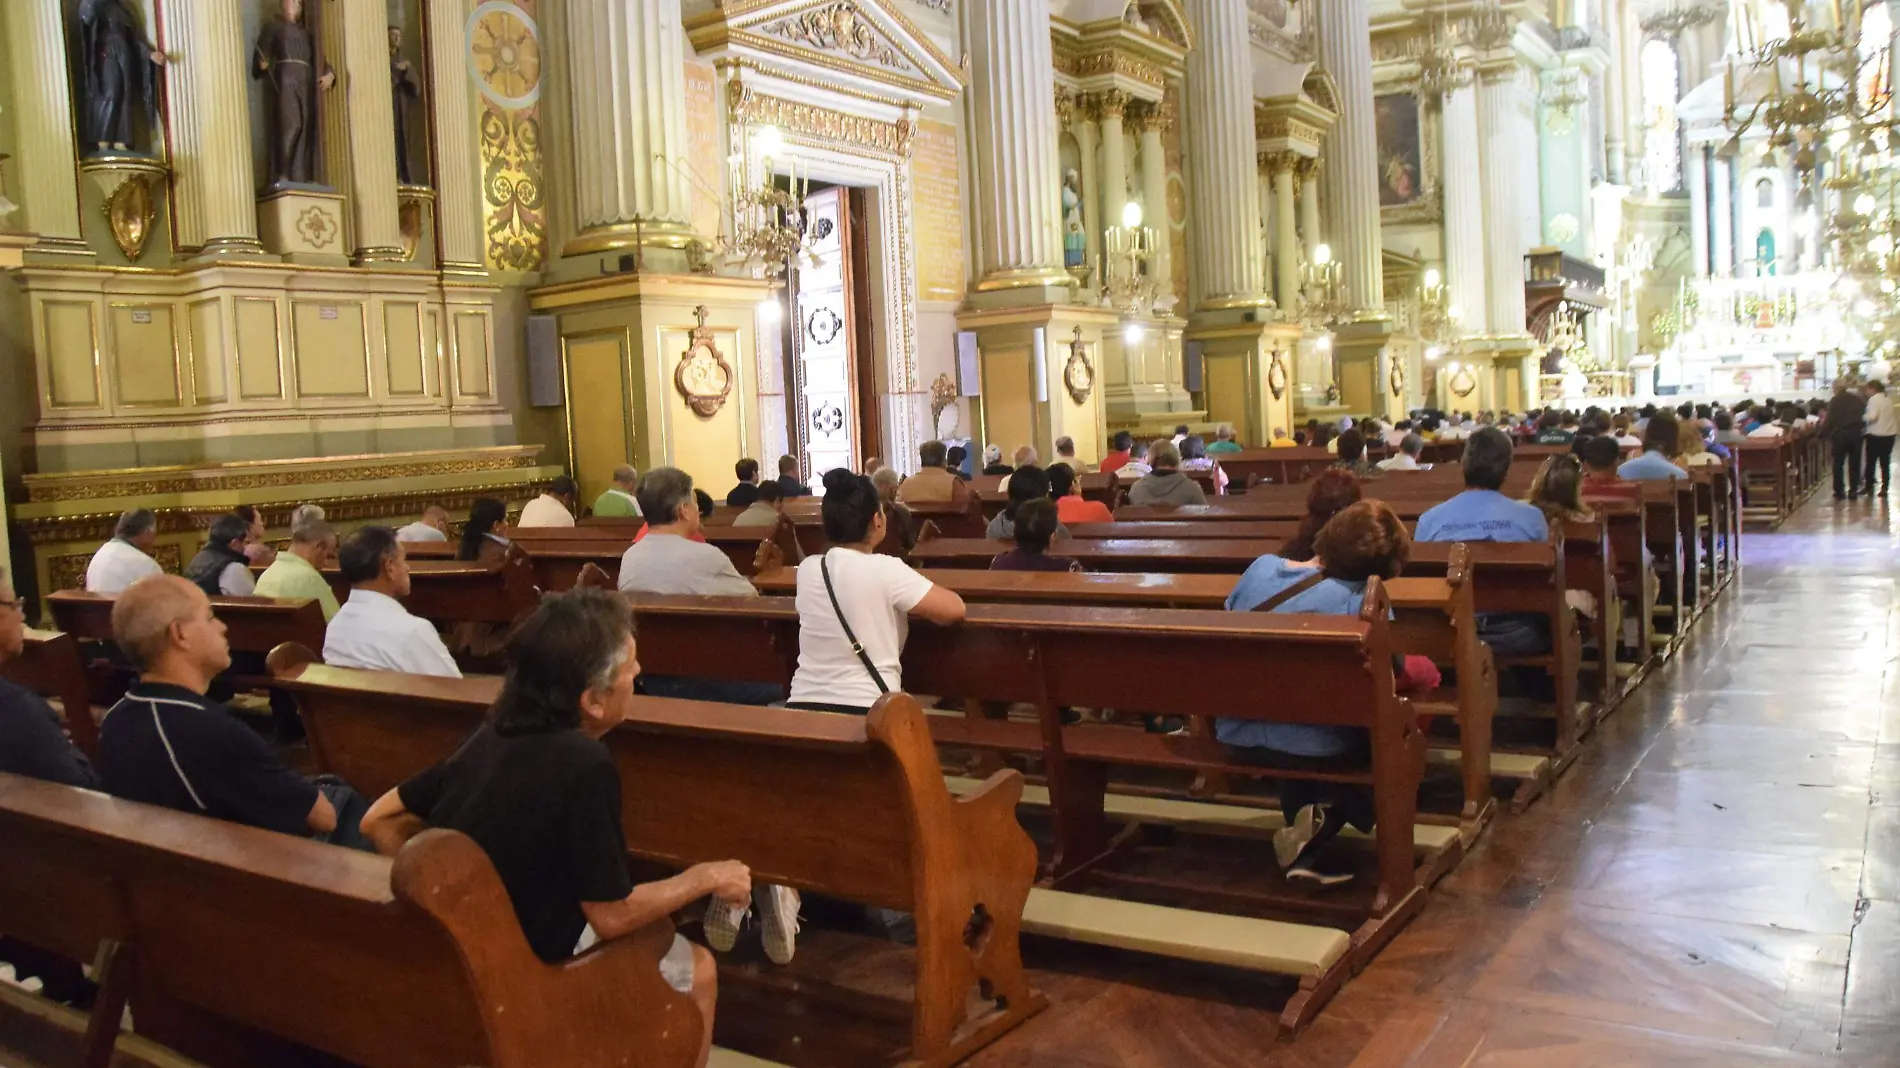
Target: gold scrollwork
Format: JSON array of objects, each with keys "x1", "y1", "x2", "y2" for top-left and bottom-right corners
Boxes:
[
  {"x1": 1448, "y1": 363, "x2": 1479, "y2": 398},
  {"x1": 1390, "y1": 356, "x2": 1406, "y2": 397},
  {"x1": 1064, "y1": 326, "x2": 1095, "y2": 406},
  {"x1": 104, "y1": 174, "x2": 159, "y2": 260},
  {"x1": 728, "y1": 84, "x2": 915, "y2": 158},
  {"x1": 761, "y1": 2, "x2": 906, "y2": 70},
  {"x1": 675, "y1": 306, "x2": 734, "y2": 418},
  {"x1": 929, "y1": 371, "x2": 957, "y2": 424},
  {"x1": 1267, "y1": 346, "x2": 1289, "y2": 401}
]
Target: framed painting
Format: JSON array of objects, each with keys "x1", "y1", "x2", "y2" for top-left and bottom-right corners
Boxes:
[{"x1": 1374, "y1": 92, "x2": 1425, "y2": 206}]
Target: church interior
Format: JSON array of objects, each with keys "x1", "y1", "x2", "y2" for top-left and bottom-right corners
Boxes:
[{"x1": 0, "y1": 0, "x2": 1897, "y2": 1066}]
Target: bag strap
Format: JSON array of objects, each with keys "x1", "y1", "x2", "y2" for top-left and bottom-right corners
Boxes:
[
  {"x1": 1249, "y1": 570, "x2": 1330, "y2": 614},
  {"x1": 820, "y1": 551, "x2": 889, "y2": 694}
]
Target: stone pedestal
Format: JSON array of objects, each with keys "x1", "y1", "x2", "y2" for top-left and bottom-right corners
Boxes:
[
  {"x1": 1102, "y1": 315, "x2": 1190, "y2": 424},
  {"x1": 258, "y1": 190, "x2": 350, "y2": 266},
  {"x1": 1460, "y1": 336, "x2": 1539, "y2": 411},
  {"x1": 957, "y1": 304, "x2": 1117, "y2": 466},
  {"x1": 1186, "y1": 318, "x2": 1303, "y2": 449},
  {"x1": 1334, "y1": 319, "x2": 1405, "y2": 422}
]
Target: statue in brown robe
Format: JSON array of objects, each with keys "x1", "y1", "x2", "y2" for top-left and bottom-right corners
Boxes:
[
  {"x1": 389, "y1": 25, "x2": 423, "y2": 184},
  {"x1": 251, "y1": 0, "x2": 334, "y2": 187}
]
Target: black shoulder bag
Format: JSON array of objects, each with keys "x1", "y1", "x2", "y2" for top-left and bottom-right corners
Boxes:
[{"x1": 820, "y1": 550, "x2": 890, "y2": 694}]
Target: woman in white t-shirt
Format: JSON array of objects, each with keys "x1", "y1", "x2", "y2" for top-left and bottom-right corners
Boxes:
[{"x1": 787, "y1": 469, "x2": 966, "y2": 714}]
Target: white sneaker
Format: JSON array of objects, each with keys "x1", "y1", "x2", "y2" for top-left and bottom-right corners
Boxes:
[
  {"x1": 757, "y1": 884, "x2": 802, "y2": 965},
  {"x1": 703, "y1": 897, "x2": 749, "y2": 953},
  {"x1": 1273, "y1": 804, "x2": 1320, "y2": 871}
]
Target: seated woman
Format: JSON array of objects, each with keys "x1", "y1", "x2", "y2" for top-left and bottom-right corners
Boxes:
[
  {"x1": 1218, "y1": 500, "x2": 1419, "y2": 888},
  {"x1": 1677, "y1": 421, "x2": 1725, "y2": 467},
  {"x1": 1177, "y1": 435, "x2": 1230, "y2": 494},
  {"x1": 1281, "y1": 469, "x2": 1362, "y2": 562},
  {"x1": 449, "y1": 497, "x2": 514, "y2": 664},
  {"x1": 1526, "y1": 455, "x2": 1600, "y2": 621},
  {"x1": 991, "y1": 499, "x2": 1082, "y2": 572},
  {"x1": 787, "y1": 469, "x2": 967, "y2": 716},
  {"x1": 1617, "y1": 411, "x2": 1690, "y2": 481},
  {"x1": 985, "y1": 464, "x2": 1072, "y2": 540}
]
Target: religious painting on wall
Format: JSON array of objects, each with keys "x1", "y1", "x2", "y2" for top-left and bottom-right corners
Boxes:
[
  {"x1": 467, "y1": 0, "x2": 546, "y2": 271},
  {"x1": 1373, "y1": 93, "x2": 1423, "y2": 207}
]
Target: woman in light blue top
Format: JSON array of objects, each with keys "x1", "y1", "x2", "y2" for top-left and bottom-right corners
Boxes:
[
  {"x1": 1617, "y1": 411, "x2": 1690, "y2": 481},
  {"x1": 1220, "y1": 500, "x2": 1411, "y2": 888}
]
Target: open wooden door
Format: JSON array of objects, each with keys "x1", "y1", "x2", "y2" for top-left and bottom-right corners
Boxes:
[{"x1": 790, "y1": 187, "x2": 864, "y2": 485}]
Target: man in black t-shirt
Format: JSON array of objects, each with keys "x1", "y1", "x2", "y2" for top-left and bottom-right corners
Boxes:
[
  {"x1": 97, "y1": 576, "x2": 363, "y2": 845},
  {"x1": 361, "y1": 588, "x2": 749, "y2": 1068},
  {"x1": 0, "y1": 566, "x2": 99, "y2": 789}
]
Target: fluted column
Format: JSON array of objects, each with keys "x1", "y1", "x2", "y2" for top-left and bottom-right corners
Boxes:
[
  {"x1": 564, "y1": 0, "x2": 694, "y2": 253},
  {"x1": 1711, "y1": 154, "x2": 1734, "y2": 278},
  {"x1": 1686, "y1": 142, "x2": 1710, "y2": 277},
  {"x1": 1267, "y1": 155, "x2": 1302, "y2": 312},
  {"x1": 162, "y1": 0, "x2": 265, "y2": 255},
  {"x1": 429, "y1": 0, "x2": 485, "y2": 272},
  {"x1": 1297, "y1": 158, "x2": 1322, "y2": 259},
  {"x1": 333, "y1": 0, "x2": 404, "y2": 263},
  {"x1": 2, "y1": 1, "x2": 86, "y2": 254},
  {"x1": 967, "y1": 0, "x2": 1066, "y2": 289},
  {"x1": 1098, "y1": 91, "x2": 1131, "y2": 287},
  {"x1": 1133, "y1": 101, "x2": 1174, "y2": 309},
  {"x1": 1477, "y1": 56, "x2": 1528, "y2": 337},
  {"x1": 1182, "y1": 0, "x2": 1267, "y2": 307},
  {"x1": 1067, "y1": 99, "x2": 1103, "y2": 284},
  {"x1": 1441, "y1": 69, "x2": 1487, "y2": 334},
  {"x1": 1315, "y1": 0, "x2": 1383, "y2": 318}
]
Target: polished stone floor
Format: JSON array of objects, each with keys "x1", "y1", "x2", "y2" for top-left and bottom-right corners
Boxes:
[{"x1": 945, "y1": 490, "x2": 1900, "y2": 1068}]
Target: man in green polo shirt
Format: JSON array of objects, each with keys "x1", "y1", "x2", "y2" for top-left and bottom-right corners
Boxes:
[
  {"x1": 254, "y1": 515, "x2": 340, "y2": 620},
  {"x1": 591, "y1": 464, "x2": 642, "y2": 518}
]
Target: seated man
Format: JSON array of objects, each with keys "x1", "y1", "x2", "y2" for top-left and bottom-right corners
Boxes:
[
  {"x1": 1269, "y1": 427, "x2": 1295, "y2": 448},
  {"x1": 1049, "y1": 463, "x2": 1112, "y2": 524},
  {"x1": 396, "y1": 505, "x2": 452, "y2": 543},
  {"x1": 1099, "y1": 430, "x2": 1135, "y2": 473},
  {"x1": 592, "y1": 466, "x2": 643, "y2": 518},
  {"x1": 727, "y1": 458, "x2": 762, "y2": 508},
  {"x1": 1578, "y1": 433, "x2": 1642, "y2": 504},
  {"x1": 1416, "y1": 428, "x2": 1551, "y2": 655},
  {"x1": 897, "y1": 440, "x2": 972, "y2": 507},
  {"x1": 85, "y1": 508, "x2": 163, "y2": 595},
  {"x1": 774, "y1": 455, "x2": 811, "y2": 497},
  {"x1": 519, "y1": 476, "x2": 579, "y2": 527},
  {"x1": 731, "y1": 479, "x2": 786, "y2": 527},
  {"x1": 255, "y1": 515, "x2": 341, "y2": 620},
  {"x1": 1126, "y1": 441, "x2": 1206, "y2": 505},
  {"x1": 0, "y1": 565, "x2": 99, "y2": 789},
  {"x1": 183, "y1": 514, "x2": 258, "y2": 597},
  {"x1": 98, "y1": 575, "x2": 367, "y2": 847},
  {"x1": 1054, "y1": 434, "x2": 1090, "y2": 469},
  {"x1": 1378, "y1": 432, "x2": 1427, "y2": 471},
  {"x1": 1117, "y1": 439, "x2": 1154, "y2": 480},
  {"x1": 360, "y1": 588, "x2": 754, "y2": 1068},
  {"x1": 619, "y1": 468, "x2": 757, "y2": 598},
  {"x1": 323, "y1": 526, "x2": 462, "y2": 678},
  {"x1": 1207, "y1": 425, "x2": 1244, "y2": 454},
  {"x1": 872, "y1": 467, "x2": 917, "y2": 553}
]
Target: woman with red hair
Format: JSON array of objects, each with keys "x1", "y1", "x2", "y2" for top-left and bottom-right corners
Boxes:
[{"x1": 1281, "y1": 469, "x2": 1362, "y2": 562}]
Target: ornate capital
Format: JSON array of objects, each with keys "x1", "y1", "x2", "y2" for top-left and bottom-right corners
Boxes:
[
  {"x1": 1126, "y1": 99, "x2": 1170, "y2": 135},
  {"x1": 1055, "y1": 87, "x2": 1076, "y2": 125},
  {"x1": 1261, "y1": 150, "x2": 1302, "y2": 178},
  {"x1": 1638, "y1": 1, "x2": 1723, "y2": 37},
  {"x1": 1097, "y1": 88, "x2": 1131, "y2": 120}
]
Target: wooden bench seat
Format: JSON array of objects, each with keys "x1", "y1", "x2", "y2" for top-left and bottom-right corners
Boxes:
[
  {"x1": 0, "y1": 771, "x2": 707, "y2": 1068},
  {"x1": 908, "y1": 536, "x2": 1288, "y2": 574},
  {"x1": 410, "y1": 524, "x2": 796, "y2": 589},
  {"x1": 267, "y1": 655, "x2": 1046, "y2": 1067}
]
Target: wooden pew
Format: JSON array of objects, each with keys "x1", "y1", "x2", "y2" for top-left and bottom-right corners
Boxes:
[
  {"x1": 1065, "y1": 520, "x2": 1302, "y2": 540},
  {"x1": 0, "y1": 629, "x2": 101, "y2": 759},
  {"x1": 413, "y1": 524, "x2": 796, "y2": 589},
  {"x1": 908, "y1": 535, "x2": 1286, "y2": 574},
  {"x1": 623, "y1": 591, "x2": 1432, "y2": 1036},
  {"x1": 0, "y1": 771, "x2": 706, "y2": 1068},
  {"x1": 269, "y1": 655, "x2": 1046, "y2": 1066}
]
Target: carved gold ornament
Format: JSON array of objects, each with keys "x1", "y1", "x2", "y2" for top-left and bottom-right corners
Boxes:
[
  {"x1": 1389, "y1": 356, "x2": 1406, "y2": 397},
  {"x1": 1064, "y1": 325, "x2": 1095, "y2": 405},
  {"x1": 1267, "y1": 346, "x2": 1289, "y2": 401},
  {"x1": 929, "y1": 371, "x2": 957, "y2": 423},
  {"x1": 466, "y1": 1, "x2": 542, "y2": 109},
  {"x1": 397, "y1": 188, "x2": 433, "y2": 262},
  {"x1": 762, "y1": 2, "x2": 904, "y2": 70},
  {"x1": 296, "y1": 206, "x2": 339, "y2": 249},
  {"x1": 675, "y1": 306, "x2": 734, "y2": 418},
  {"x1": 103, "y1": 173, "x2": 158, "y2": 260},
  {"x1": 1448, "y1": 363, "x2": 1478, "y2": 398}
]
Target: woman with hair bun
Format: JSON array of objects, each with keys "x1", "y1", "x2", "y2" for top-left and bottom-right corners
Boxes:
[
  {"x1": 786, "y1": 469, "x2": 966, "y2": 716},
  {"x1": 990, "y1": 498, "x2": 1081, "y2": 572}
]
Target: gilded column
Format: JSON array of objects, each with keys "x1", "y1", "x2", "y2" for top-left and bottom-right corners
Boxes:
[
  {"x1": 428, "y1": 0, "x2": 485, "y2": 272},
  {"x1": 1133, "y1": 101, "x2": 1175, "y2": 311},
  {"x1": 1097, "y1": 90, "x2": 1131, "y2": 286},
  {"x1": 967, "y1": 0, "x2": 1067, "y2": 289},
  {"x1": 1181, "y1": 0, "x2": 1267, "y2": 306},
  {"x1": 564, "y1": 0, "x2": 694, "y2": 253},
  {"x1": 161, "y1": 0, "x2": 265, "y2": 255},
  {"x1": 335, "y1": 0, "x2": 404, "y2": 263},
  {"x1": 1066, "y1": 94, "x2": 1103, "y2": 284},
  {"x1": 3, "y1": 0, "x2": 88, "y2": 254},
  {"x1": 1315, "y1": 0, "x2": 1384, "y2": 317},
  {"x1": 1265, "y1": 153, "x2": 1302, "y2": 313},
  {"x1": 1477, "y1": 55, "x2": 1529, "y2": 337},
  {"x1": 1441, "y1": 66, "x2": 1487, "y2": 334}
]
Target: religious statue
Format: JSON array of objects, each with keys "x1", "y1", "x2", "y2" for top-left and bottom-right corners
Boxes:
[
  {"x1": 76, "y1": 0, "x2": 168, "y2": 156},
  {"x1": 252, "y1": 0, "x2": 335, "y2": 188},
  {"x1": 389, "y1": 26, "x2": 422, "y2": 184},
  {"x1": 1061, "y1": 168, "x2": 1086, "y2": 270}
]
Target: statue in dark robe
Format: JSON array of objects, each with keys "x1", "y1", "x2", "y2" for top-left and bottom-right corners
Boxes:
[
  {"x1": 252, "y1": 0, "x2": 335, "y2": 188},
  {"x1": 389, "y1": 26, "x2": 423, "y2": 184},
  {"x1": 77, "y1": 0, "x2": 167, "y2": 155}
]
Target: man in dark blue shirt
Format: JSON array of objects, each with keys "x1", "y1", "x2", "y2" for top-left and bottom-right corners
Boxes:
[{"x1": 0, "y1": 567, "x2": 99, "y2": 789}]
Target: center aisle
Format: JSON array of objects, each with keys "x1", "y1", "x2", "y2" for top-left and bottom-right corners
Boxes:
[{"x1": 943, "y1": 491, "x2": 1899, "y2": 1068}]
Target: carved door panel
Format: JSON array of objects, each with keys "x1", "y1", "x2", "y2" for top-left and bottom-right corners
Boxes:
[{"x1": 791, "y1": 186, "x2": 860, "y2": 486}]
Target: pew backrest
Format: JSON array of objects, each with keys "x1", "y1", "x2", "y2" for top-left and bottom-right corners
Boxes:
[{"x1": 1, "y1": 628, "x2": 100, "y2": 757}]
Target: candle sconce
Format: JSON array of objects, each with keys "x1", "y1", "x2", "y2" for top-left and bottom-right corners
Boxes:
[
  {"x1": 719, "y1": 125, "x2": 818, "y2": 279},
  {"x1": 1300, "y1": 243, "x2": 1350, "y2": 331},
  {"x1": 1101, "y1": 200, "x2": 1157, "y2": 314}
]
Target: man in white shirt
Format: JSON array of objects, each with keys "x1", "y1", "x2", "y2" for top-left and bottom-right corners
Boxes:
[
  {"x1": 1377, "y1": 433, "x2": 1427, "y2": 471},
  {"x1": 617, "y1": 468, "x2": 756, "y2": 598},
  {"x1": 323, "y1": 525, "x2": 461, "y2": 678},
  {"x1": 395, "y1": 505, "x2": 451, "y2": 543},
  {"x1": 1863, "y1": 380, "x2": 1897, "y2": 497},
  {"x1": 518, "y1": 476, "x2": 578, "y2": 528},
  {"x1": 86, "y1": 509, "x2": 164, "y2": 594}
]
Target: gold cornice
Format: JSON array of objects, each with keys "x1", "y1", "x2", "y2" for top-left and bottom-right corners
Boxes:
[
  {"x1": 685, "y1": 0, "x2": 963, "y2": 103},
  {"x1": 717, "y1": 29, "x2": 957, "y2": 101},
  {"x1": 714, "y1": 55, "x2": 916, "y2": 112},
  {"x1": 727, "y1": 84, "x2": 917, "y2": 161},
  {"x1": 20, "y1": 446, "x2": 549, "y2": 506}
]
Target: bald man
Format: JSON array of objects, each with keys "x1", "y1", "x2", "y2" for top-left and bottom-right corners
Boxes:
[
  {"x1": 592, "y1": 464, "x2": 642, "y2": 518},
  {"x1": 98, "y1": 576, "x2": 369, "y2": 847},
  {"x1": 396, "y1": 505, "x2": 451, "y2": 543}
]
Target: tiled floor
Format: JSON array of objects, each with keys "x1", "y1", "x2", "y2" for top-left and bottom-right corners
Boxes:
[{"x1": 948, "y1": 490, "x2": 1900, "y2": 1067}]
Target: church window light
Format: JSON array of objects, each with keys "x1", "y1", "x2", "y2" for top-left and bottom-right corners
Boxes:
[
  {"x1": 1756, "y1": 177, "x2": 1774, "y2": 209},
  {"x1": 1640, "y1": 38, "x2": 1682, "y2": 193}
]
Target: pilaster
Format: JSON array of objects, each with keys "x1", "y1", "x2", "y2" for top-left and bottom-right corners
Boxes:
[
  {"x1": 1334, "y1": 319, "x2": 1404, "y2": 422},
  {"x1": 5, "y1": 0, "x2": 92, "y2": 258},
  {"x1": 967, "y1": 0, "x2": 1070, "y2": 299},
  {"x1": 1182, "y1": 0, "x2": 1268, "y2": 310},
  {"x1": 1098, "y1": 90, "x2": 1132, "y2": 289},
  {"x1": 1476, "y1": 52, "x2": 1530, "y2": 341},
  {"x1": 1264, "y1": 154, "x2": 1302, "y2": 313},
  {"x1": 956, "y1": 304, "x2": 1118, "y2": 466},
  {"x1": 162, "y1": 0, "x2": 266, "y2": 257},
  {"x1": 337, "y1": 0, "x2": 405, "y2": 265},
  {"x1": 1185, "y1": 320, "x2": 1304, "y2": 448},
  {"x1": 428, "y1": 0, "x2": 486, "y2": 274},
  {"x1": 1315, "y1": 0, "x2": 1384, "y2": 320},
  {"x1": 1440, "y1": 66, "x2": 1486, "y2": 336},
  {"x1": 1131, "y1": 101, "x2": 1175, "y2": 312}
]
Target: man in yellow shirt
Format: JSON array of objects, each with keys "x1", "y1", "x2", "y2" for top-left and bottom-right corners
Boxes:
[
  {"x1": 1268, "y1": 428, "x2": 1296, "y2": 448},
  {"x1": 254, "y1": 516, "x2": 340, "y2": 621}
]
